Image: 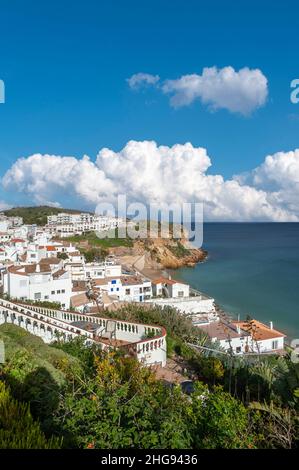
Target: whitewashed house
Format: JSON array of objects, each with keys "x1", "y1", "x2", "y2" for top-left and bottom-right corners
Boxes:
[
  {"x1": 198, "y1": 319, "x2": 286, "y2": 355},
  {"x1": 152, "y1": 277, "x2": 190, "y2": 298},
  {"x1": 0, "y1": 232, "x2": 10, "y2": 243},
  {"x1": 232, "y1": 319, "x2": 286, "y2": 354},
  {"x1": 64, "y1": 262, "x2": 85, "y2": 281},
  {"x1": 93, "y1": 274, "x2": 152, "y2": 303},
  {"x1": 3, "y1": 261, "x2": 72, "y2": 309},
  {"x1": 84, "y1": 261, "x2": 122, "y2": 279}
]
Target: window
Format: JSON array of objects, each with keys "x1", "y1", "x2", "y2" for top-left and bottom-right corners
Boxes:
[
  {"x1": 116, "y1": 287, "x2": 119, "y2": 291},
  {"x1": 51, "y1": 290, "x2": 55, "y2": 295},
  {"x1": 272, "y1": 340, "x2": 278, "y2": 350},
  {"x1": 34, "y1": 292, "x2": 41, "y2": 300},
  {"x1": 111, "y1": 288, "x2": 114, "y2": 292},
  {"x1": 44, "y1": 295, "x2": 49, "y2": 300},
  {"x1": 111, "y1": 280, "x2": 117, "y2": 284},
  {"x1": 125, "y1": 288, "x2": 130, "y2": 295},
  {"x1": 236, "y1": 346, "x2": 241, "y2": 353},
  {"x1": 57, "y1": 290, "x2": 61, "y2": 294},
  {"x1": 61, "y1": 289, "x2": 65, "y2": 293},
  {"x1": 178, "y1": 291, "x2": 184, "y2": 297}
]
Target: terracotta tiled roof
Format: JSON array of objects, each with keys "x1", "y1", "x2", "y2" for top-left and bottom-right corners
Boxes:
[
  {"x1": 72, "y1": 280, "x2": 87, "y2": 290},
  {"x1": 70, "y1": 292, "x2": 91, "y2": 307},
  {"x1": 198, "y1": 321, "x2": 249, "y2": 340},
  {"x1": 39, "y1": 257, "x2": 61, "y2": 265},
  {"x1": 233, "y1": 320, "x2": 286, "y2": 341},
  {"x1": 52, "y1": 268, "x2": 67, "y2": 279},
  {"x1": 121, "y1": 275, "x2": 148, "y2": 286},
  {"x1": 152, "y1": 277, "x2": 186, "y2": 286},
  {"x1": 7, "y1": 264, "x2": 51, "y2": 275}
]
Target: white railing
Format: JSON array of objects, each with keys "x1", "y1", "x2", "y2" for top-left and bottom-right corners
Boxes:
[{"x1": 0, "y1": 298, "x2": 167, "y2": 366}]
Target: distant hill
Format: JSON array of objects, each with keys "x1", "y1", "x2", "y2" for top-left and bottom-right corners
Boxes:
[{"x1": 3, "y1": 205, "x2": 91, "y2": 226}]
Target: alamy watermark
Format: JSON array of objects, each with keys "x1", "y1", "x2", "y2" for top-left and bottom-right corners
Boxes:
[
  {"x1": 95, "y1": 195, "x2": 204, "y2": 248},
  {"x1": 0, "y1": 79, "x2": 5, "y2": 104},
  {"x1": 290, "y1": 79, "x2": 299, "y2": 104}
]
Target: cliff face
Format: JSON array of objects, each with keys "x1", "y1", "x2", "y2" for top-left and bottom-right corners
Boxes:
[
  {"x1": 109, "y1": 236, "x2": 207, "y2": 270},
  {"x1": 151, "y1": 244, "x2": 207, "y2": 269},
  {"x1": 141, "y1": 238, "x2": 207, "y2": 269}
]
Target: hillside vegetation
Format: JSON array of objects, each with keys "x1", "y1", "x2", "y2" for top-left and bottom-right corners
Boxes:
[
  {"x1": 0, "y1": 323, "x2": 82, "y2": 386},
  {"x1": 3, "y1": 206, "x2": 90, "y2": 226},
  {"x1": 0, "y1": 307, "x2": 298, "y2": 449}
]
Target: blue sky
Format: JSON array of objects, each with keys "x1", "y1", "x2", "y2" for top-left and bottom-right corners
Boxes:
[{"x1": 0, "y1": 0, "x2": 299, "y2": 220}]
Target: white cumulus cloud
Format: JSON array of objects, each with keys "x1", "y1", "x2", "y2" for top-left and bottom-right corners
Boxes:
[
  {"x1": 127, "y1": 73, "x2": 160, "y2": 90},
  {"x1": 2, "y1": 141, "x2": 298, "y2": 222},
  {"x1": 234, "y1": 149, "x2": 299, "y2": 215},
  {"x1": 129, "y1": 66, "x2": 268, "y2": 115},
  {"x1": 162, "y1": 66, "x2": 268, "y2": 114}
]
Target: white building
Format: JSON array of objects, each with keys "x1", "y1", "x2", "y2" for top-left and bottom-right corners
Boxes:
[
  {"x1": 232, "y1": 319, "x2": 286, "y2": 354},
  {"x1": 64, "y1": 262, "x2": 85, "y2": 281},
  {"x1": 46, "y1": 212, "x2": 123, "y2": 237},
  {"x1": 146, "y1": 294, "x2": 216, "y2": 316},
  {"x1": 63, "y1": 259, "x2": 122, "y2": 282},
  {"x1": 0, "y1": 232, "x2": 10, "y2": 243},
  {"x1": 198, "y1": 319, "x2": 286, "y2": 355},
  {"x1": 152, "y1": 277, "x2": 190, "y2": 298},
  {"x1": 84, "y1": 261, "x2": 122, "y2": 279},
  {"x1": 3, "y1": 261, "x2": 72, "y2": 309},
  {"x1": 93, "y1": 274, "x2": 152, "y2": 303},
  {"x1": 0, "y1": 213, "x2": 23, "y2": 229},
  {"x1": 47, "y1": 212, "x2": 94, "y2": 225}
]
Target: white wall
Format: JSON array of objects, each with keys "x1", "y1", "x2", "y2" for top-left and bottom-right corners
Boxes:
[
  {"x1": 218, "y1": 334, "x2": 285, "y2": 354},
  {"x1": 84, "y1": 263, "x2": 122, "y2": 279},
  {"x1": 147, "y1": 296, "x2": 215, "y2": 314},
  {"x1": 170, "y1": 283, "x2": 190, "y2": 298},
  {"x1": 218, "y1": 336, "x2": 248, "y2": 354},
  {"x1": 4, "y1": 270, "x2": 72, "y2": 309},
  {"x1": 256, "y1": 337, "x2": 284, "y2": 353}
]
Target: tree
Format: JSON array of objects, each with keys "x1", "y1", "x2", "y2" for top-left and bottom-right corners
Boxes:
[
  {"x1": 190, "y1": 385, "x2": 255, "y2": 449},
  {"x1": 0, "y1": 381, "x2": 61, "y2": 449},
  {"x1": 57, "y1": 252, "x2": 68, "y2": 260},
  {"x1": 53, "y1": 351, "x2": 193, "y2": 449},
  {"x1": 249, "y1": 401, "x2": 297, "y2": 449}
]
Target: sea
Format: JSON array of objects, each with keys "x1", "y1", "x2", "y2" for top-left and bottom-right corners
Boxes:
[{"x1": 172, "y1": 223, "x2": 299, "y2": 341}]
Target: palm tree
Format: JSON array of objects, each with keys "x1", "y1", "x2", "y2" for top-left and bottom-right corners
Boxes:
[{"x1": 249, "y1": 401, "x2": 296, "y2": 449}]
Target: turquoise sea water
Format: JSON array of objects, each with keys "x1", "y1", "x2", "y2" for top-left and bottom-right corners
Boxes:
[{"x1": 172, "y1": 223, "x2": 299, "y2": 341}]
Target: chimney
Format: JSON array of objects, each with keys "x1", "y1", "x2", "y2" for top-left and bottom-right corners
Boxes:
[
  {"x1": 36, "y1": 264, "x2": 40, "y2": 273},
  {"x1": 236, "y1": 324, "x2": 241, "y2": 334},
  {"x1": 269, "y1": 321, "x2": 273, "y2": 330}
]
